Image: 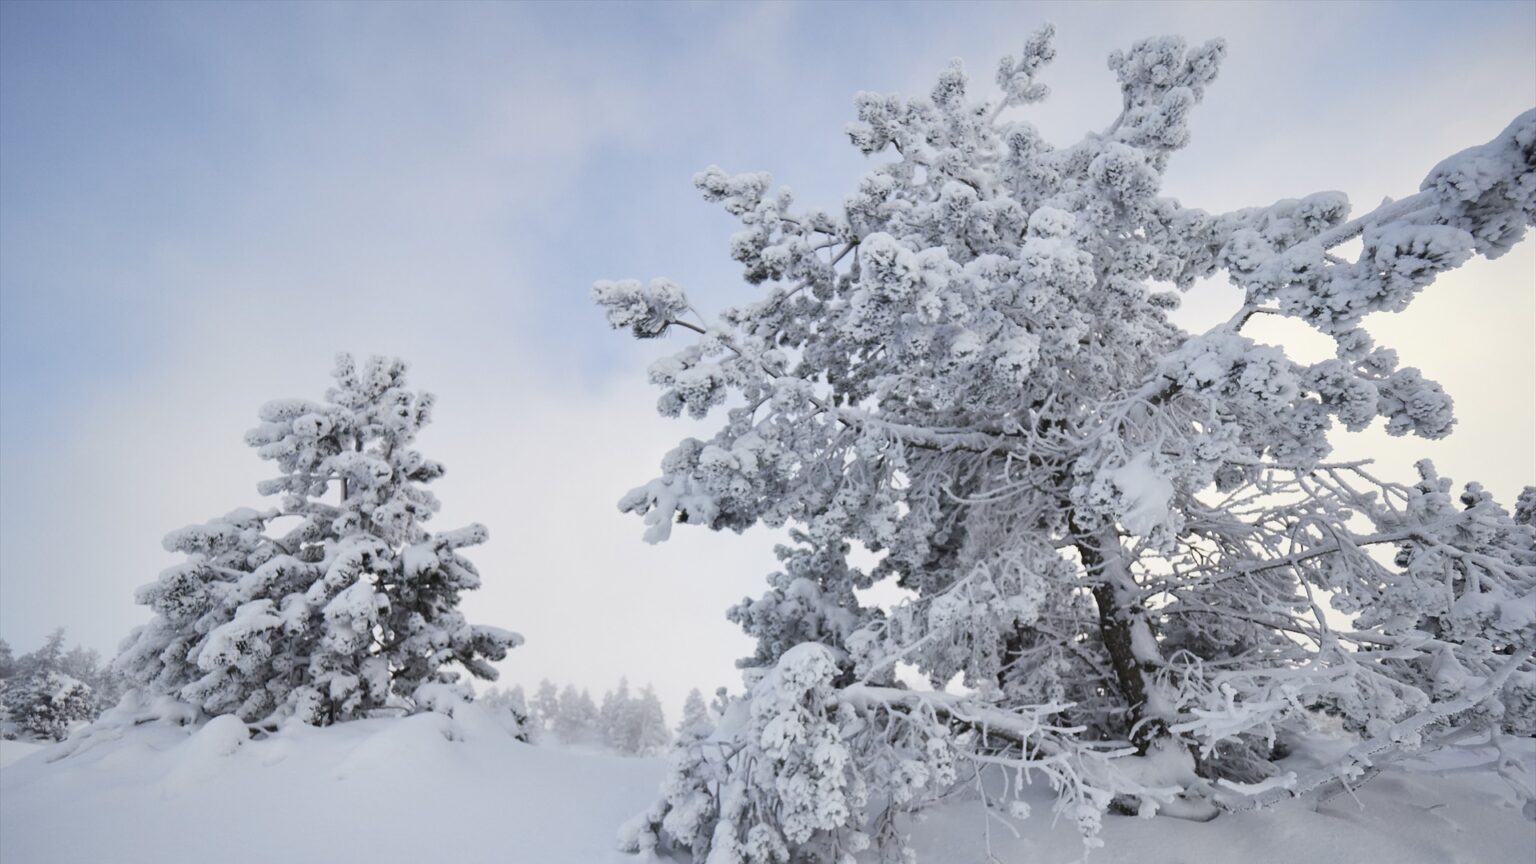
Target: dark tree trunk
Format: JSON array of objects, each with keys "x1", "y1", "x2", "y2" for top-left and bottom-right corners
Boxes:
[{"x1": 1072, "y1": 517, "x2": 1167, "y2": 753}]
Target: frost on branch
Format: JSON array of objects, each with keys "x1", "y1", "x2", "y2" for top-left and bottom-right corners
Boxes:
[
  {"x1": 117, "y1": 354, "x2": 520, "y2": 727},
  {"x1": 600, "y1": 22, "x2": 1536, "y2": 863}
]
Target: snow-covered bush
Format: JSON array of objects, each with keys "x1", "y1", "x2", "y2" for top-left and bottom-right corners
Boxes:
[
  {"x1": 2, "y1": 670, "x2": 95, "y2": 741},
  {"x1": 600, "y1": 25, "x2": 1536, "y2": 862},
  {"x1": 1, "y1": 629, "x2": 123, "y2": 741},
  {"x1": 116, "y1": 354, "x2": 521, "y2": 726}
]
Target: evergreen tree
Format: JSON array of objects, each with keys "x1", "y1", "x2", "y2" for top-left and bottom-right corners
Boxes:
[
  {"x1": 532, "y1": 679, "x2": 561, "y2": 735},
  {"x1": 116, "y1": 354, "x2": 520, "y2": 726},
  {"x1": 632, "y1": 686, "x2": 671, "y2": 757},
  {"x1": 60, "y1": 646, "x2": 99, "y2": 686},
  {"x1": 505, "y1": 684, "x2": 529, "y2": 719},
  {"x1": 17, "y1": 629, "x2": 67, "y2": 680},
  {"x1": 599, "y1": 677, "x2": 634, "y2": 751},
  {"x1": 0, "y1": 639, "x2": 13, "y2": 680},
  {"x1": 604, "y1": 26, "x2": 1536, "y2": 861},
  {"x1": 1, "y1": 670, "x2": 94, "y2": 741},
  {"x1": 63, "y1": 645, "x2": 123, "y2": 711},
  {"x1": 479, "y1": 685, "x2": 533, "y2": 740},
  {"x1": 677, "y1": 688, "x2": 710, "y2": 737},
  {"x1": 1, "y1": 629, "x2": 103, "y2": 741},
  {"x1": 554, "y1": 684, "x2": 599, "y2": 745}
]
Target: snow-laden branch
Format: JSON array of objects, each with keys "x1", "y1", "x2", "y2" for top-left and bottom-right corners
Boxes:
[{"x1": 601, "y1": 26, "x2": 1536, "y2": 864}]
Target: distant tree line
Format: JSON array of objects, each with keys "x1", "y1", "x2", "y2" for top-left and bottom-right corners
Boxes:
[{"x1": 480, "y1": 679, "x2": 719, "y2": 757}]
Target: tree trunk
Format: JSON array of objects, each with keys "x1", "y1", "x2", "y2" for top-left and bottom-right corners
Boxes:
[{"x1": 1072, "y1": 517, "x2": 1167, "y2": 753}]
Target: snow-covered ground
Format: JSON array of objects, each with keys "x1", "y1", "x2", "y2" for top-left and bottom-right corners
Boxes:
[
  {"x1": 0, "y1": 710, "x2": 659, "y2": 864},
  {"x1": 0, "y1": 739, "x2": 45, "y2": 768},
  {"x1": 908, "y1": 761, "x2": 1536, "y2": 864},
  {"x1": 1, "y1": 709, "x2": 1531, "y2": 864}
]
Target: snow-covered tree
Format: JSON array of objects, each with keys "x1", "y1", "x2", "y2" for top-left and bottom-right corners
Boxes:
[
  {"x1": 480, "y1": 685, "x2": 525, "y2": 712},
  {"x1": 554, "y1": 685, "x2": 600, "y2": 745},
  {"x1": 116, "y1": 354, "x2": 520, "y2": 726},
  {"x1": 678, "y1": 687, "x2": 711, "y2": 737},
  {"x1": 631, "y1": 685, "x2": 671, "y2": 757},
  {"x1": 0, "y1": 639, "x2": 14, "y2": 680},
  {"x1": 59, "y1": 645, "x2": 123, "y2": 709},
  {"x1": 600, "y1": 677, "x2": 636, "y2": 750},
  {"x1": 532, "y1": 679, "x2": 561, "y2": 735},
  {"x1": 1, "y1": 630, "x2": 109, "y2": 741},
  {"x1": 505, "y1": 684, "x2": 529, "y2": 719},
  {"x1": 602, "y1": 26, "x2": 1536, "y2": 861},
  {"x1": 479, "y1": 685, "x2": 533, "y2": 740},
  {"x1": 1, "y1": 670, "x2": 94, "y2": 741},
  {"x1": 538, "y1": 677, "x2": 675, "y2": 755},
  {"x1": 15, "y1": 629, "x2": 68, "y2": 681}
]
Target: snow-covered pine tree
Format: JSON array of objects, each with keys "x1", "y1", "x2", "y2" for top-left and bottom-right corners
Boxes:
[
  {"x1": 632, "y1": 685, "x2": 671, "y2": 757},
  {"x1": 677, "y1": 687, "x2": 711, "y2": 737},
  {"x1": 554, "y1": 685, "x2": 599, "y2": 745},
  {"x1": 601, "y1": 26, "x2": 1536, "y2": 862},
  {"x1": 58, "y1": 644, "x2": 123, "y2": 710},
  {"x1": 479, "y1": 685, "x2": 533, "y2": 740},
  {"x1": 505, "y1": 684, "x2": 529, "y2": 720},
  {"x1": 15, "y1": 629, "x2": 67, "y2": 681},
  {"x1": 1, "y1": 670, "x2": 94, "y2": 741},
  {"x1": 116, "y1": 354, "x2": 520, "y2": 726},
  {"x1": 0, "y1": 624, "x2": 99, "y2": 741},
  {"x1": 533, "y1": 679, "x2": 561, "y2": 735},
  {"x1": 600, "y1": 677, "x2": 636, "y2": 751},
  {"x1": 0, "y1": 639, "x2": 15, "y2": 681},
  {"x1": 1, "y1": 630, "x2": 104, "y2": 741}
]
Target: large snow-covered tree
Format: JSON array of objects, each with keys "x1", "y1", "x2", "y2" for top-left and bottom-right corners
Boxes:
[
  {"x1": 116, "y1": 354, "x2": 520, "y2": 726},
  {"x1": 600, "y1": 26, "x2": 1536, "y2": 862}
]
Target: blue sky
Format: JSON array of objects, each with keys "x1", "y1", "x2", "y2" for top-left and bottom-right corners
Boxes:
[{"x1": 2, "y1": 1, "x2": 1533, "y2": 711}]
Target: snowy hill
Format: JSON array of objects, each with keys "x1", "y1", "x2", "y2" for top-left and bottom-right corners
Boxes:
[{"x1": 2, "y1": 708, "x2": 1531, "y2": 864}]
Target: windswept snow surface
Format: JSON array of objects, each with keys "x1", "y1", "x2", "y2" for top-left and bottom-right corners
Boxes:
[
  {"x1": 1, "y1": 709, "x2": 1532, "y2": 864},
  {"x1": 0, "y1": 739, "x2": 44, "y2": 768},
  {"x1": 0, "y1": 707, "x2": 660, "y2": 864}
]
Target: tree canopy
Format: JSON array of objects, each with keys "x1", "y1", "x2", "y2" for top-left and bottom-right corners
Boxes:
[{"x1": 601, "y1": 26, "x2": 1536, "y2": 863}]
